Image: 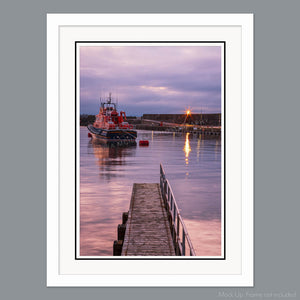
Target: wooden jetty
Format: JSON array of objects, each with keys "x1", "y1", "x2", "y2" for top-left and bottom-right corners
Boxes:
[
  {"x1": 121, "y1": 183, "x2": 175, "y2": 256},
  {"x1": 113, "y1": 164, "x2": 196, "y2": 256}
]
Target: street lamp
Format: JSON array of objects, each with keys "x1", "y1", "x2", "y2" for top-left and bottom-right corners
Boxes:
[{"x1": 183, "y1": 108, "x2": 192, "y2": 125}]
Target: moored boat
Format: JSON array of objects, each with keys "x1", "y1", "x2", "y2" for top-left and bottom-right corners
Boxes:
[{"x1": 87, "y1": 93, "x2": 137, "y2": 146}]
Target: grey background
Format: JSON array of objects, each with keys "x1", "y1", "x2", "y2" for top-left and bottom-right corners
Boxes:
[{"x1": 0, "y1": 0, "x2": 299, "y2": 299}]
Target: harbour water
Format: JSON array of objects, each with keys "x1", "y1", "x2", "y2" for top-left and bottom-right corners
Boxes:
[{"x1": 80, "y1": 127, "x2": 222, "y2": 256}]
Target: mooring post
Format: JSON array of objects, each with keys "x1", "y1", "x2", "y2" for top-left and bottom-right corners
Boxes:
[
  {"x1": 113, "y1": 211, "x2": 128, "y2": 256},
  {"x1": 122, "y1": 211, "x2": 128, "y2": 224},
  {"x1": 113, "y1": 240, "x2": 123, "y2": 256},
  {"x1": 118, "y1": 224, "x2": 126, "y2": 241}
]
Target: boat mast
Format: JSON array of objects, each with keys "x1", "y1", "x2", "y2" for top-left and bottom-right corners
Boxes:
[{"x1": 108, "y1": 92, "x2": 112, "y2": 104}]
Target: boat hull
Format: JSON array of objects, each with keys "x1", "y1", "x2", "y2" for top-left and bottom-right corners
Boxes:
[{"x1": 87, "y1": 125, "x2": 137, "y2": 146}]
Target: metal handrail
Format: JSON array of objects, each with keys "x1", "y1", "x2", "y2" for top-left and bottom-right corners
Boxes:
[{"x1": 159, "y1": 163, "x2": 196, "y2": 256}]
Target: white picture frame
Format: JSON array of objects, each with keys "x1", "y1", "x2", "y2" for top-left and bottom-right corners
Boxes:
[{"x1": 47, "y1": 13, "x2": 253, "y2": 287}]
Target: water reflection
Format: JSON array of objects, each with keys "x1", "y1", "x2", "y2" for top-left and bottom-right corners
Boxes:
[
  {"x1": 90, "y1": 141, "x2": 136, "y2": 181},
  {"x1": 185, "y1": 219, "x2": 221, "y2": 256},
  {"x1": 196, "y1": 135, "x2": 201, "y2": 161},
  {"x1": 215, "y1": 138, "x2": 219, "y2": 160},
  {"x1": 91, "y1": 141, "x2": 133, "y2": 162},
  {"x1": 80, "y1": 127, "x2": 222, "y2": 256},
  {"x1": 183, "y1": 133, "x2": 191, "y2": 165}
]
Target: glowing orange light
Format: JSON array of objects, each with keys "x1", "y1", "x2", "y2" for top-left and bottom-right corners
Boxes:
[{"x1": 186, "y1": 110, "x2": 191, "y2": 115}]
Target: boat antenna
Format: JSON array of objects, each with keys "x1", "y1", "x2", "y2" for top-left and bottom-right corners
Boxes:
[{"x1": 108, "y1": 92, "x2": 112, "y2": 104}]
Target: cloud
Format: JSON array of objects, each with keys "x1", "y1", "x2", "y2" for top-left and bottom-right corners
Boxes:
[{"x1": 79, "y1": 45, "x2": 222, "y2": 116}]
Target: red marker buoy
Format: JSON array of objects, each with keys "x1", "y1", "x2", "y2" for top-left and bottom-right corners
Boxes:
[{"x1": 139, "y1": 140, "x2": 149, "y2": 146}]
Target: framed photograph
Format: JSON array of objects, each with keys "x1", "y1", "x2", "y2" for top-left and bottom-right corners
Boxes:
[{"x1": 47, "y1": 13, "x2": 253, "y2": 286}]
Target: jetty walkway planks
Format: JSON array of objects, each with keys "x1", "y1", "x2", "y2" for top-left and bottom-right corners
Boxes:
[{"x1": 121, "y1": 183, "x2": 176, "y2": 256}]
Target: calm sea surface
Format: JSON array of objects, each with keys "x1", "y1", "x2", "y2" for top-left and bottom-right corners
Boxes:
[{"x1": 80, "y1": 127, "x2": 222, "y2": 256}]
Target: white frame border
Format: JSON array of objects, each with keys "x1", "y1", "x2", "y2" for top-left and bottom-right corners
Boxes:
[{"x1": 47, "y1": 13, "x2": 253, "y2": 287}]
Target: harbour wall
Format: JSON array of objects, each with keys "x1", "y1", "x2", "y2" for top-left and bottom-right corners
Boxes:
[
  {"x1": 141, "y1": 113, "x2": 221, "y2": 126},
  {"x1": 80, "y1": 113, "x2": 221, "y2": 127},
  {"x1": 135, "y1": 124, "x2": 221, "y2": 135}
]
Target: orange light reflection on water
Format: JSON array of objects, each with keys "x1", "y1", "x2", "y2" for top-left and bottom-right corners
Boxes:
[{"x1": 183, "y1": 133, "x2": 191, "y2": 165}]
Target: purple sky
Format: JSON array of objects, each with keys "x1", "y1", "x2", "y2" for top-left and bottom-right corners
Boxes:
[{"x1": 80, "y1": 45, "x2": 222, "y2": 116}]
